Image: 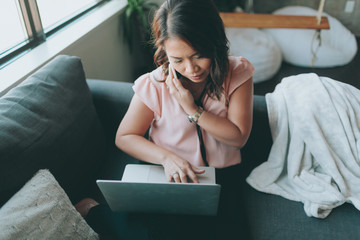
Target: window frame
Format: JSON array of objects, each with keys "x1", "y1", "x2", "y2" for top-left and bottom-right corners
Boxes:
[{"x1": 0, "y1": 0, "x2": 107, "y2": 68}]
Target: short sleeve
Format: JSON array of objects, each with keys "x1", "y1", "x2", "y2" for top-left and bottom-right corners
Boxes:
[
  {"x1": 227, "y1": 56, "x2": 255, "y2": 96},
  {"x1": 132, "y1": 72, "x2": 162, "y2": 117}
]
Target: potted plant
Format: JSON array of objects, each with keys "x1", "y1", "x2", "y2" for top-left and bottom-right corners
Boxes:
[{"x1": 122, "y1": 0, "x2": 159, "y2": 78}]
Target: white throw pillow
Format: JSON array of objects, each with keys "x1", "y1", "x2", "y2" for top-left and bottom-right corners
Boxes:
[
  {"x1": 226, "y1": 27, "x2": 283, "y2": 83},
  {"x1": 264, "y1": 6, "x2": 358, "y2": 67},
  {"x1": 0, "y1": 169, "x2": 99, "y2": 240}
]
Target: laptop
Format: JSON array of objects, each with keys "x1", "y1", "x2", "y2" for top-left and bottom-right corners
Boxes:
[{"x1": 96, "y1": 164, "x2": 221, "y2": 216}]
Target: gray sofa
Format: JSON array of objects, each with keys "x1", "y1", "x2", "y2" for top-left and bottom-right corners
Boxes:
[{"x1": 1, "y1": 55, "x2": 359, "y2": 239}]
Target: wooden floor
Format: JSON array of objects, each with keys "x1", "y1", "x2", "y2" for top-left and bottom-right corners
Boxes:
[{"x1": 254, "y1": 37, "x2": 360, "y2": 95}]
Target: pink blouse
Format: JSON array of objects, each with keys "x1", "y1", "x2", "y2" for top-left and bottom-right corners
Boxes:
[{"x1": 133, "y1": 56, "x2": 254, "y2": 168}]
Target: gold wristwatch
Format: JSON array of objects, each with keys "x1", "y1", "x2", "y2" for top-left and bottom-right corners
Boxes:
[{"x1": 187, "y1": 106, "x2": 204, "y2": 124}]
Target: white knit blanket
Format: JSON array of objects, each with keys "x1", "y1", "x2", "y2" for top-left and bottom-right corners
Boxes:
[{"x1": 247, "y1": 73, "x2": 360, "y2": 218}]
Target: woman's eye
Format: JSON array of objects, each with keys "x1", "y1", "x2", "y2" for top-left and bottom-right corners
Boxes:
[
  {"x1": 194, "y1": 55, "x2": 203, "y2": 59},
  {"x1": 174, "y1": 60, "x2": 182, "y2": 64}
]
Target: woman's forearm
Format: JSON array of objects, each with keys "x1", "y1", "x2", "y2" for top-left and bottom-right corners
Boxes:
[
  {"x1": 115, "y1": 134, "x2": 173, "y2": 165},
  {"x1": 115, "y1": 133, "x2": 205, "y2": 183},
  {"x1": 197, "y1": 112, "x2": 250, "y2": 148},
  {"x1": 196, "y1": 80, "x2": 253, "y2": 148}
]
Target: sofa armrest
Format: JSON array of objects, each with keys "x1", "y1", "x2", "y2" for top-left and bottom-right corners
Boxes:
[
  {"x1": 87, "y1": 79, "x2": 134, "y2": 145},
  {"x1": 86, "y1": 79, "x2": 143, "y2": 183}
]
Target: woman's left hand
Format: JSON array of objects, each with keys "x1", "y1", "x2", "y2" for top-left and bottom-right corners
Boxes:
[{"x1": 166, "y1": 71, "x2": 197, "y2": 115}]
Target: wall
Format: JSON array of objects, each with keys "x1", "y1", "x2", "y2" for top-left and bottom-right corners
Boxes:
[
  {"x1": 251, "y1": 0, "x2": 360, "y2": 36},
  {"x1": 62, "y1": 11, "x2": 134, "y2": 82}
]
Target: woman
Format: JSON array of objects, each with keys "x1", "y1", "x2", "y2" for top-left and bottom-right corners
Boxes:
[
  {"x1": 115, "y1": 1, "x2": 254, "y2": 238},
  {"x1": 115, "y1": 0, "x2": 254, "y2": 184},
  {"x1": 80, "y1": 0, "x2": 254, "y2": 239}
]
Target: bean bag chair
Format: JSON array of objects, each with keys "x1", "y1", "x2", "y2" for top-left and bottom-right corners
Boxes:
[
  {"x1": 226, "y1": 28, "x2": 283, "y2": 83},
  {"x1": 264, "y1": 6, "x2": 358, "y2": 67}
]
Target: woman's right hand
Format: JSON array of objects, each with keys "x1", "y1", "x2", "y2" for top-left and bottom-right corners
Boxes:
[
  {"x1": 162, "y1": 156, "x2": 205, "y2": 183},
  {"x1": 166, "y1": 65, "x2": 198, "y2": 116}
]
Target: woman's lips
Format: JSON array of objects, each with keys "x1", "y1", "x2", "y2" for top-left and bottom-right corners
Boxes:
[{"x1": 189, "y1": 73, "x2": 203, "y2": 81}]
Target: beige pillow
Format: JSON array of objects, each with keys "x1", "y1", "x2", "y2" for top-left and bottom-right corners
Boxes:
[{"x1": 0, "y1": 169, "x2": 99, "y2": 240}]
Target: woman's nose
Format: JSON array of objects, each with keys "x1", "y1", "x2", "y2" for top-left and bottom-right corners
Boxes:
[{"x1": 185, "y1": 61, "x2": 199, "y2": 74}]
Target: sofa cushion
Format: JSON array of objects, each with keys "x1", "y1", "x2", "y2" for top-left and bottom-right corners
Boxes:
[
  {"x1": 0, "y1": 169, "x2": 99, "y2": 240},
  {"x1": 243, "y1": 183, "x2": 360, "y2": 240},
  {"x1": 241, "y1": 94, "x2": 360, "y2": 239},
  {"x1": 0, "y1": 55, "x2": 106, "y2": 207}
]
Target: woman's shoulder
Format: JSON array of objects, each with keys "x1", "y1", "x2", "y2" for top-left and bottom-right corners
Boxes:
[
  {"x1": 228, "y1": 56, "x2": 254, "y2": 75},
  {"x1": 134, "y1": 66, "x2": 166, "y2": 88},
  {"x1": 149, "y1": 66, "x2": 166, "y2": 83},
  {"x1": 132, "y1": 66, "x2": 166, "y2": 117},
  {"x1": 223, "y1": 56, "x2": 254, "y2": 95}
]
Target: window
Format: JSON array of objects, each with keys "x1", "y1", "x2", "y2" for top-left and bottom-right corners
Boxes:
[
  {"x1": 0, "y1": 0, "x2": 105, "y2": 67},
  {"x1": 37, "y1": 0, "x2": 100, "y2": 32},
  {"x1": 0, "y1": 1, "x2": 27, "y2": 57}
]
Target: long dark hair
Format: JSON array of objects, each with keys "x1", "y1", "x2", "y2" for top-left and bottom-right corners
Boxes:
[{"x1": 152, "y1": 0, "x2": 229, "y2": 99}]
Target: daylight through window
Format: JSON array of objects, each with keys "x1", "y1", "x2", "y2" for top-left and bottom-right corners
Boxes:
[{"x1": 0, "y1": 0, "x2": 104, "y2": 67}]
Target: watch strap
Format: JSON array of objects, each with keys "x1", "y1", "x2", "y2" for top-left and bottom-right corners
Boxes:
[{"x1": 187, "y1": 106, "x2": 204, "y2": 124}]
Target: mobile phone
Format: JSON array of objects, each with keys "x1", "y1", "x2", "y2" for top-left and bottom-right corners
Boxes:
[{"x1": 169, "y1": 63, "x2": 181, "y2": 80}]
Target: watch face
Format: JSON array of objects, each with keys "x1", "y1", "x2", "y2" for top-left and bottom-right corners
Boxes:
[{"x1": 187, "y1": 115, "x2": 195, "y2": 123}]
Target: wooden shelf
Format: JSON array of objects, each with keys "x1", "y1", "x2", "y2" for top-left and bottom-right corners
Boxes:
[{"x1": 220, "y1": 12, "x2": 330, "y2": 29}]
